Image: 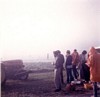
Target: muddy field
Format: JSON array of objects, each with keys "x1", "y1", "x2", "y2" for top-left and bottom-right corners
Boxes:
[{"x1": 1, "y1": 62, "x2": 100, "y2": 97}]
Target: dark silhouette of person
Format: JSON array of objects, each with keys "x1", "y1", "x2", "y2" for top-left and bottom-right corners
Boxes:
[
  {"x1": 53, "y1": 50, "x2": 64, "y2": 92},
  {"x1": 65, "y1": 50, "x2": 74, "y2": 83}
]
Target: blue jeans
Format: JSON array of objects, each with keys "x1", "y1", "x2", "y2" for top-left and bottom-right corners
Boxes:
[
  {"x1": 73, "y1": 65, "x2": 79, "y2": 79},
  {"x1": 93, "y1": 82, "x2": 98, "y2": 97},
  {"x1": 66, "y1": 68, "x2": 74, "y2": 83}
]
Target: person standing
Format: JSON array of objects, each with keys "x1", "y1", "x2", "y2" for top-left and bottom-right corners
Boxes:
[
  {"x1": 72, "y1": 49, "x2": 79, "y2": 80},
  {"x1": 79, "y1": 50, "x2": 87, "y2": 65},
  {"x1": 65, "y1": 50, "x2": 74, "y2": 84},
  {"x1": 53, "y1": 50, "x2": 64, "y2": 92},
  {"x1": 79, "y1": 50, "x2": 90, "y2": 82},
  {"x1": 56, "y1": 50, "x2": 65, "y2": 84},
  {"x1": 87, "y1": 47, "x2": 100, "y2": 97}
]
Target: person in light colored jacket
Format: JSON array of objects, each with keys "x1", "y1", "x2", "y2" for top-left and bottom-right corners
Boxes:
[{"x1": 79, "y1": 50, "x2": 90, "y2": 82}]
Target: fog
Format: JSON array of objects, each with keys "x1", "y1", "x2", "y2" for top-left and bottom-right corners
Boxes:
[{"x1": 0, "y1": 0, "x2": 100, "y2": 61}]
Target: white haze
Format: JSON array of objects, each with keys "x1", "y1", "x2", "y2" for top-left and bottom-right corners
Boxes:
[{"x1": 0, "y1": 0, "x2": 100, "y2": 61}]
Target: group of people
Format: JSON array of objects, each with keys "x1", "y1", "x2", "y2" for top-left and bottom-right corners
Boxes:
[{"x1": 53, "y1": 49, "x2": 90, "y2": 92}]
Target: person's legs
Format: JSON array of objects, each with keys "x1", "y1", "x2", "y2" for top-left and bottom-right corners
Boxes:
[
  {"x1": 69, "y1": 68, "x2": 74, "y2": 82},
  {"x1": 84, "y1": 64, "x2": 90, "y2": 82},
  {"x1": 54, "y1": 68, "x2": 61, "y2": 91},
  {"x1": 80, "y1": 64, "x2": 85, "y2": 80},
  {"x1": 73, "y1": 65, "x2": 78, "y2": 79},
  {"x1": 61, "y1": 68, "x2": 64, "y2": 84},
  {"x1": 93, "y1": 82, "x2": 98, "y2": 97},
  {"x1": 66, "y1": 68, "x2": 70, "y2": 83}
]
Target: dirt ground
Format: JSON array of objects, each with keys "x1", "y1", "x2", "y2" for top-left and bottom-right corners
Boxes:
[{"x1": 1, "y1": 62, "x2": 100, "y2": 97}]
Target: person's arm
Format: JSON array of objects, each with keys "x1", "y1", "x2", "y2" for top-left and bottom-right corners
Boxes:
[{"x1": 86, "y1": 55, "x2": 94, "y2": 67}]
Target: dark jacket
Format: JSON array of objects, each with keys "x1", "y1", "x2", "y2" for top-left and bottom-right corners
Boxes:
[
  {"x1": 55, "y1": 54, "x2": 64, "y2": 69},
  {"x1": 65, "y1": 55, "x2": 72, "y2": 67}
]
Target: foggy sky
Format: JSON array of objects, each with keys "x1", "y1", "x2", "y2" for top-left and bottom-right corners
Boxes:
[{"x1": 0, "y1": 0, "x2": 100, "y2": 60}]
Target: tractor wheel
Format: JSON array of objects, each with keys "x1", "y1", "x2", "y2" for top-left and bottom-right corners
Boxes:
[{"x1": 19, "y1": 73, "x2": 28, "y2": 80}]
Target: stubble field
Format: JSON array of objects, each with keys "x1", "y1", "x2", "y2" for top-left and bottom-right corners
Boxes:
[{"x1": 1, "y1": 62, "x2": 100, "y2": 97}]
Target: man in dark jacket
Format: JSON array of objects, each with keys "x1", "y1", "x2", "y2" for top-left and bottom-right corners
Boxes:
[
  {"x1": 53, "y1": 50, "x2": 64, "y2": 92},
  {"x1": 57, "y1": 50, "x2": 65, "y2": 84},
  {"x1": 65, "y1": 50, "x2": 74, "y2": 83}
]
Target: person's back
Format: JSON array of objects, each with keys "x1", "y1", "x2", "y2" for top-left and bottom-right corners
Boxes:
[
  {"x1": 79, "y1": 50, "x2": 87, "y2": 65},
  {"x1": 58, "y1": 53, "x2": 64, "y2": 67},
  {"x1": 72, "y1": 50, "x2": 79, "y2": 65},
  {"x1": 66, "y1": 55, "x2": 72, "y2": 66},
  {"x1": 79, "y1": 54, "x2": 86, "y2": 65},
  {"x1": 56, "y1": 50, "x2": 64, "y2": 69}
]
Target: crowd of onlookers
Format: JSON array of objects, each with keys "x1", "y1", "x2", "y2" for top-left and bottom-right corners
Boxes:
[
  {"x1": 53, "y1": 49, "x2": 90, "y2": 92},
  {"x1": 53, "y1": 47, "x2": 100, "y2": 96}
]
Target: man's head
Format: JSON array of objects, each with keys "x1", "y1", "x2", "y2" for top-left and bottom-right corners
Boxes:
[
  {"x1": 82, "y1": 50, "x2": 87, "y2": 55},
  {"x1": 53, "y1": 51, "x2": 58, "y2": 57},
  {"x1": 66, "y1": 50, "x2": 70, "y2": 55},
  {"x1": 56, "y1": 50, "x2": 61, "y2": 54},
  {"x1": 74, "y1": 49, "x2": 77, "y2": 52}
]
